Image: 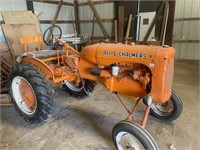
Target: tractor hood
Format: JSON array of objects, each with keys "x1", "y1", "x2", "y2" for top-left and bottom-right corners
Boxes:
[{"x1": 81, "y1": 43, "x2": 175, "y2": 103}]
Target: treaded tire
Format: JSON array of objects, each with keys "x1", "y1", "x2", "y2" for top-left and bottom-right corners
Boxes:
[
  {"x1": 150, "y1": 90, "x2": 183, "y2": 122},
  {"x1": 9, "y1": 63, "x2": 54, "y2": 124},
  {"x1": 112, "y1": 120, "x2": 159, "y2": 150},
  {"x1": 63, "y1": 79, "x2": 95, "y2": 99}
]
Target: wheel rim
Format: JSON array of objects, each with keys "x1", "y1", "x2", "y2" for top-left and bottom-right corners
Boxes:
[
  {"x1": 11, "y1": 76, "x2": 37, "y2": 115},
  {"x1": 116, "y1": 131, "x2": 145, "y2": 150},
  {"x1": 64, "y1": 80, "x2": 84, "y2": 92},
  {"x1": 151, "y1": 99, "x2": 174, "y2": 116}
]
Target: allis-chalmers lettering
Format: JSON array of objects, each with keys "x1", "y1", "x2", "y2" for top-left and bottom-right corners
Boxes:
[{"x1": 104, "y1": 50, "x2": 146, "y2": 59}]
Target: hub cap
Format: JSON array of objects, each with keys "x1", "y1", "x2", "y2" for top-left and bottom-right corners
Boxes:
[
  {"x1": 116, "y1": 131, "x2": 144, "y2": 150},
  {"x1": 151, "y1": 100, "x2": 174, "y2": 116},
  {"x1": 12, "y1": 76, "x2": 37, "y2": 115},
  {"x1": 64, "y1": 80, "x2": 84, "y2": 92}
]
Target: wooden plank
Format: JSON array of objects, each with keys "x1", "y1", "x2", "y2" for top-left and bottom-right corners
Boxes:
[
  {"x1": 143, "y1": 1, "x2": 165, "y2": 42},
  {"x1": 78, "y1": 0, "x2": 114, "y2": 6},
  {"x1": 91, "y1": 15, "x2": 96, "y2": 43},
  {"x1": 165, "y1": 1, "x2": 175, "y2": 46},
  {"x1": 114, "y1": 20, "x2": 118, "y2": 43},
  {"x1": 125, "y1": 14, "x2": 133, "y2": 42},
  {"x1": 39, "y1": 19, "x2": 114, "y2": 24},
  {"x1": 160, "y1": 1, "x2": 169, "y2": 46},
  {"x1": 80, "y1": 19, "x2": 114, "y2": 23},
  {"x1": 118, "y1": 4, "x2": 124, "y2": 42},
  {"x1": 1, "y1": 11, "x2": 42, "y2": 34},
  {"x1": 2, "y1": 24, "x2": 42, "y2": 58},
  {"x1": 87, "y1": 0, "x2": 109, "y2": 39},
  {"x1": 0, "y1": 51, "x2": 15, "y2": 67},
  {"x1": 91, "y1": 36, "x2": 114, "y2": 40},
  {"x1": 51, "y1": 0, "x2": 63, "y2": 26},
  {"x1": 0, "y1": 94, "x2": 11, "y2": 104},
  {"x1": 174, "y1": 17, "x2": 200, "y2": 21},
  {"x1": 33, "y1": 0, "x2": 74, "y2": 6},
  {"x1": 46, "y1": 0, "x2": 63, "y2": 43},
  {"x1": 40, "y1": 20, "x2": 73, "y2": 24},
  {"x1": 74, "y1": 0, "x2": 81, "y2": 35},
  {"x1": 173, "y1": 40, "x2": 200, "y2": 43}
]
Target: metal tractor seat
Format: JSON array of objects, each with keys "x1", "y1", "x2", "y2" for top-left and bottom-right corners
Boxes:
[{"x1": 17, "y1": 35, "x2": 65, "y2": 62}]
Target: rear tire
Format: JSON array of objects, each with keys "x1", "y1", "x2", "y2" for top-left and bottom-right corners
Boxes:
[
  {"x1": 112, "y1": 120, "x2": 159, "y2": 150},
  {"x1": 63, "y1": 79, "x2": 95, "y2": 99},
  {"x1": 150, "y1": 90, "x2": 183, "y2": 122},
  {"x1": 9, "y1": 63, "x2": 54, "y2": 124}
]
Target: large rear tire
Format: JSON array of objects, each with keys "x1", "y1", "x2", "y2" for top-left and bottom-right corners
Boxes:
[
  {"x1": 150, "y1": 90, "x2": 183, "y2": 122},
  {"x1": 112, "y1": 120, "x2": 159, "y2": 150},
  {"x1": 63, "y1": 79, "x2": 95, "y2": 99},
  {"x1": 9, "y1": 63, "x2": 54, "y2": 124}
]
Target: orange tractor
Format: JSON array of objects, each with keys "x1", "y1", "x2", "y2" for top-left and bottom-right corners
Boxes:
[{"x1": 8, "y1": 25, "x2": 182, "y2": 149}]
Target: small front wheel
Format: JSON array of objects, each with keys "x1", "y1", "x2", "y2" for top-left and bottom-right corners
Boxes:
[
  {"x1": 112, "y1": 121, "x2": 159, "y2": 150},
  {"x1": 150, "y1": 90, "x2": 183, "y2": 122}
]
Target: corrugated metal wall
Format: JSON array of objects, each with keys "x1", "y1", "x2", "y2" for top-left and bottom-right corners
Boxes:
[
  {"x1": 0, "y1": 0, "x2": 75, "y2": 40},
  {"x1": 173, "y1": 0, "x2": 200, "y2": 60},
  {"x1": 78, "y1": 0, "x2": 114, "y2": 38},
  {"x1": 33, "y1": 1, "x2": 75, "y2": 35}
]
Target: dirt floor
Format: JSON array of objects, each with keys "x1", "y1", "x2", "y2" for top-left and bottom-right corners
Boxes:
[{"x1": 0, "y1": 59, "x2": 199, "y2": 150}]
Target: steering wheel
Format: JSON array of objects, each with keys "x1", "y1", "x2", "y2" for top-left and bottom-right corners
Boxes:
[{"x1": 43, "y1": 25, "x2": 62, "y2": 46}]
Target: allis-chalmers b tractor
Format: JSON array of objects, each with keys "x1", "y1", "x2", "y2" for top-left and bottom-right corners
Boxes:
[{"x1": 8, "y1": 26, "x2": 182, "y2": 150}]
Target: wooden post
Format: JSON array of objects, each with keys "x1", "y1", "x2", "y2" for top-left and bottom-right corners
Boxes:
[
  {"x1": 91, "y1": 15, "x2": 96, "y2": 43},
  {"x1": 87, "y1": 0, "x2": 109, "y2": 39},
  {"x1": 118, "y1": 4, "x2": 124, "y2": 42},
  {"x1": 74, "y1": 0, "x2": 80, "y2": 35},
  {"x1": 165, "y1": 1, "x2": 176, "y2": 46},
  {"x1": 160, "y1": 1, "x2": 169, "y2": 46},
  {"x1": 114, "y1": 20, "x2": 118, "y2": 43},
  {"x1": 125, "y1": 14, "x2": 133, "y2": 42},
  {"x1": 46, "y1": 0, "x2": 63, "y2": 42}
]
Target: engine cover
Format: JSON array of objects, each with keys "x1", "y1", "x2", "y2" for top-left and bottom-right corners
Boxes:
[{"x1": 80, "y1": 43, "x2": 175, "y2": 103}]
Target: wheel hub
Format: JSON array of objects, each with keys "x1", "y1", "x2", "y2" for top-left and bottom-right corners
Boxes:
[
  {"x1": 12, "y1": 76, "x2": 37, "y2": 115},
  {"x1": 116, "y1": 132, "x2": 144, "y2": 150},
  {"x1": 19, "y1": 80, "x2": 36, "y2": 108}
]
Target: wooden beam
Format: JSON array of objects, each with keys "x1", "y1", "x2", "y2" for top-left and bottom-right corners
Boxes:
[
  {"x1": 39, "y1": 19, "x2": 114, "y2": 24},
  {"x1": 118, "y1": 4, "x2": 124, "y2": 42},
  {"x1": 26, "y1": 1, "x2": 34, "y2": 13},
  {"x1": 74, "y1": 0, "x2": 80, "y2": 35},
  {"x1": 87, "y1": 0, "x2": 109, "y2": 39},
  {"x1": 165, "y1": 0, "x2": 176, "y2": 46},
  {"x1": 143, "y1": 1, "x2": 165, "y2": 42},
  {"x1": 173, "y1": 40, "x2": 200, "y2": 43},
  {"x1": 51, "y1": 0, "x2": 63, "y2": 26},
  {"x1": 33, "y1": 0, "x2": 74, "y2": 6},
  {"x1": 80, "y1": 18, "x2": 114, "y2": 23},
  {"x1": 78, "y1": 0, "x2": 114, "y2": 6},
  {"x1": 175, "y1": 17, "x2": 200, "y2": 21},
  {"x1": 114, "y1": 20, "x2": 118, "y2": 43},
  {"x1": 46, "y1": 0, "x2": 63, "y2": 42},
  {"x1": 91, "y1": 36, "x2": 114, "y2": 40},
  {"x1": 40, "y1": 20, "x2": 73, "y2": 24},
  {"x1": 160, "y1": 1, "x2": 169, "y2": 46}
]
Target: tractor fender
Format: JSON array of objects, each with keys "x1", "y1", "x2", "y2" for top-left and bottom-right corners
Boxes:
[{"x1": 19, "y1": 56, "x2": 54, "y2": 79}]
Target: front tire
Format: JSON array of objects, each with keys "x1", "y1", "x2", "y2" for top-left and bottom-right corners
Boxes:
[
  {"x1": 112, "y1": 120, "x2": 159, "y2": 150},
  {"x1": 9, "y1": 63, "x2": 54, "y2": 124},
  {"x1": 150, "y1": 90, "x2": 183, "y2": 122},
  {"x1": 63, "y1": 79, "x2": 95, "y2": 99}
]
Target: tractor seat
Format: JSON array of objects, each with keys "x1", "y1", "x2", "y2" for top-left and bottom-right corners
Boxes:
[{"x1": 16, "y1": 50, "x2": 65, "y2": 63}]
